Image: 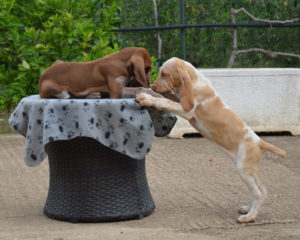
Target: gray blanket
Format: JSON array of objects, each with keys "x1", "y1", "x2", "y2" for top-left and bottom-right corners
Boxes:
[{"x1": 9, "y1": 95, "x2": 177, "y2": 167}]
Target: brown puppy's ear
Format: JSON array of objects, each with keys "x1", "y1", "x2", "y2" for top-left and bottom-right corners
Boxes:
[
  {"x1": 178, "y1": 69, "x2": 194, "y2": 112},
  {"x1": 130, "y1": 56, "x2": 149, "y2": 88}
]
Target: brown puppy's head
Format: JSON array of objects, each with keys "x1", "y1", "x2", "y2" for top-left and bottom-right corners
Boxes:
[
  {"x1": 129, "y1": 48, "x2": 152, "y2": 88},
  {"x1": 151, "y1": 57, "x2": 195, "y2": 112}
]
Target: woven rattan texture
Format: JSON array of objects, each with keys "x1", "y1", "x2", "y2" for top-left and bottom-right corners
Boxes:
[{"x1": 44, "y1": 137, "x2": 155, "y2": 223}]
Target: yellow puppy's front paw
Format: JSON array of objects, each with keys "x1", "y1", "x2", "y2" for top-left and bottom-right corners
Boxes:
[
  {"x1": 136, "y1": 92, "x2": 151, "y2": 101},
  {"x1": 238, "y1": 205, "x2": 250, "y2": 215},
  {"x1": 237, "y1": 214, "x2": 256, "y2": 223},
  {"x1": 136, "y1": 93, "x2": 155, "y2": 107}
]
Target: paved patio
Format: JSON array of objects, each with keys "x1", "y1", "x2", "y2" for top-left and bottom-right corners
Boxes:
[{"x1": 0, "y1": 134, "x2": 299, "y2": 240}]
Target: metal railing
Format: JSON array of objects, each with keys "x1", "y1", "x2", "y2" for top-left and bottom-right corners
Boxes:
[
  {"x1": 114, "y1": 0, "x2": 300, "y2": 60},
  {"x1": 114, "y1": 22, "x2": 300, "y2": 60}
]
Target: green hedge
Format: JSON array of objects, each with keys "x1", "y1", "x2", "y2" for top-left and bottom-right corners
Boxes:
[
  {"x1": 118, "y1": 0, "x2": 300, "y2": 68},
  {"x1": 0, "y1": 0, "x2": 121, "y2": 111}
]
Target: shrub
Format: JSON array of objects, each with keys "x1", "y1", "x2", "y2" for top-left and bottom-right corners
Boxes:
[{"x1": 0, "y1": 0, "x2": 121, "y2": 111}]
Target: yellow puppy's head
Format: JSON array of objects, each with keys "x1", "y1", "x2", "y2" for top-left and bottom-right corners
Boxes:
[{"x1": 151, "y1": 57, "x2": 195, "y2": 112}]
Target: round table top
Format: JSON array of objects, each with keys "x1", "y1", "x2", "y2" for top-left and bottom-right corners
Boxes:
[{"x1": 9, "y1": 95, "x2": 177, "y2": 167}]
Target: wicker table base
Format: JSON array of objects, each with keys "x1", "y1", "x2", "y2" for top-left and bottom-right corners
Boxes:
[{"x1": 44, "y1": 137, "x2": 155, "y2": 223}]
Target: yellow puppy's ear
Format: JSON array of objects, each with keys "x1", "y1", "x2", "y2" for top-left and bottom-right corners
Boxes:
[{"x1": 178, "y1": 69, "x2": 194, "y2": 112}]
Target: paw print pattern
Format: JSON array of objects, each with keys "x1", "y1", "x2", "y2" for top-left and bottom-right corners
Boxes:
[
  {"x1": 96, "y1": 119, "x2": 102, "y2": 129},
  {"x1": 156, "y1": 118, "x2": 163, "y2": 124},
  {"x1": 162, "y1": 125, "x2": 169, "y2": 131},
  {"x1": 147, "y1": 121, "x2": 153, "y2": 131},
  {"x1": 105, "y1": 99, "x2": 112, "y2": 105},
  {"x1": 73, "y1": 115, "x2": 80, "y2": 130},
  {"x1": 123, "y1": 132, "x2": 131, "y2": 146},
  {"x1": 44, "y1": 120, "x2": 51, "y2": 130},
  {"x1": 67, "y1": 130, "x2": 75, "y2": 139},
  {"x1": 38, "y1": 135, "x2": 43, "y2": 144},
  {"x1": 119, "y1": 118, "x2": 127, "y2": 128},
  {"x1": 13, "y1": 111, "x2": 19, "y2": 118},
  {"x1": 120, "y1": 100, "x2": 128, "y2": 112},
  {"x1": 104, "y1": 111, "x2": 113, "y2": 122},
  {"x1": 13, "y1": 123, "x2": 19, "y2": 131},
  {"x1": 139, "y1": 106, "x2": 146, "y2": 115},
  {"x1": 137, "y1": 125, "x2": 145, "y2": 136},
  {"x1": 22, "y1": 111, "x2": 28, "y2": 119},
  {"x1": 8, "y1": 95, "x2": 176, "y2": 167},
  {"x1": 36, "y1": 119, "x2": 43, "y2": 126},
  {"x1": 61, "y1": 105, "x2": 69, "y2": 115},
  {"x1": 56, "y1": 118, "x2": 64, "y2": 133},
  {"x1": 48, "y1": 136, "x2": 56, "y2": 142},
  {"x1": 48, "y1": 108, "x2": 55, "y2": 118},
  {"x1": 43, "y1": 100, "x2": 49, "y2": 106},
  {"x1": 108, "y1": 125, "x2": 115, "y2": 134},
  {"x1": 105, "y1": 131, "x2": 111, "y2": 139},
  {"x1": 128, "y1": 113, "x2": 136, "y2": 123},
  {"x1": 88, "y1": 117, "x2": 95, "y2": 129},
  {"x1": 30, "y1": 151, "x2": 37, "y2": 161},
  {"x1": 103, "y1": 125, "x2": 115, "y2": 140},
  {"x1": 39, "y1": 152, "x2": 46, "y2": 161},
  {"x1": 82, "y1": 102, "x2": 90, "y2": 112},
  {"x1": 135, "y1": 142, "x2": 144, "y2": 153},
  {"x1": 109, "y1": 142, "x2": 119, "y2": 149},
  {"x1": 26, "y1": 134, "x2": 32, "y2": 144}
]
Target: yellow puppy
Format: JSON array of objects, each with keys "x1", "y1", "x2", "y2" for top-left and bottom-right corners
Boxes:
[{"x1": 136, "y1": 57, "x2": 286, "y2": 223}]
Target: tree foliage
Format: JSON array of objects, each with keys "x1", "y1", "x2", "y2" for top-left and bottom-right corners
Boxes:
[
  {"x1": 118, "y1": 0, "x2": 300, "y2": 68},
  {"x1": 0, "y1": 0, "x2": 120, "y2": 111}
]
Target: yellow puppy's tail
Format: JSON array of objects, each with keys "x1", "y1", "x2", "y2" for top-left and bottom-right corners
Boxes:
[{"x1": 259, "y1": 140, "x2": 286, "y2": 158}]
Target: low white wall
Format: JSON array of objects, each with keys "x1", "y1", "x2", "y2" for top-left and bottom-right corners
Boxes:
[{"x1": 169, "y1": 68, "x2": 300, "y2": 138}]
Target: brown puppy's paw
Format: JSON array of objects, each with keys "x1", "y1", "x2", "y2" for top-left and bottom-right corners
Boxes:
[{"x1": 85, "y1": 92, "x2": 101, "y2": 99}]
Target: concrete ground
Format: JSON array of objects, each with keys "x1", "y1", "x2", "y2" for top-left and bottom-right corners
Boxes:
[{"x1": 0, "y1": 134, "x2": 299, "y2": 240}]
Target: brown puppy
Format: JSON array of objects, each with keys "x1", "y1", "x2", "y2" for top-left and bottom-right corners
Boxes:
[
  {"x1": 39, "y1": 47, "x2": 158, "y2": 99},
  {"x1": 136, "y1": 57, "x2": 286, "y2": 223}
]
